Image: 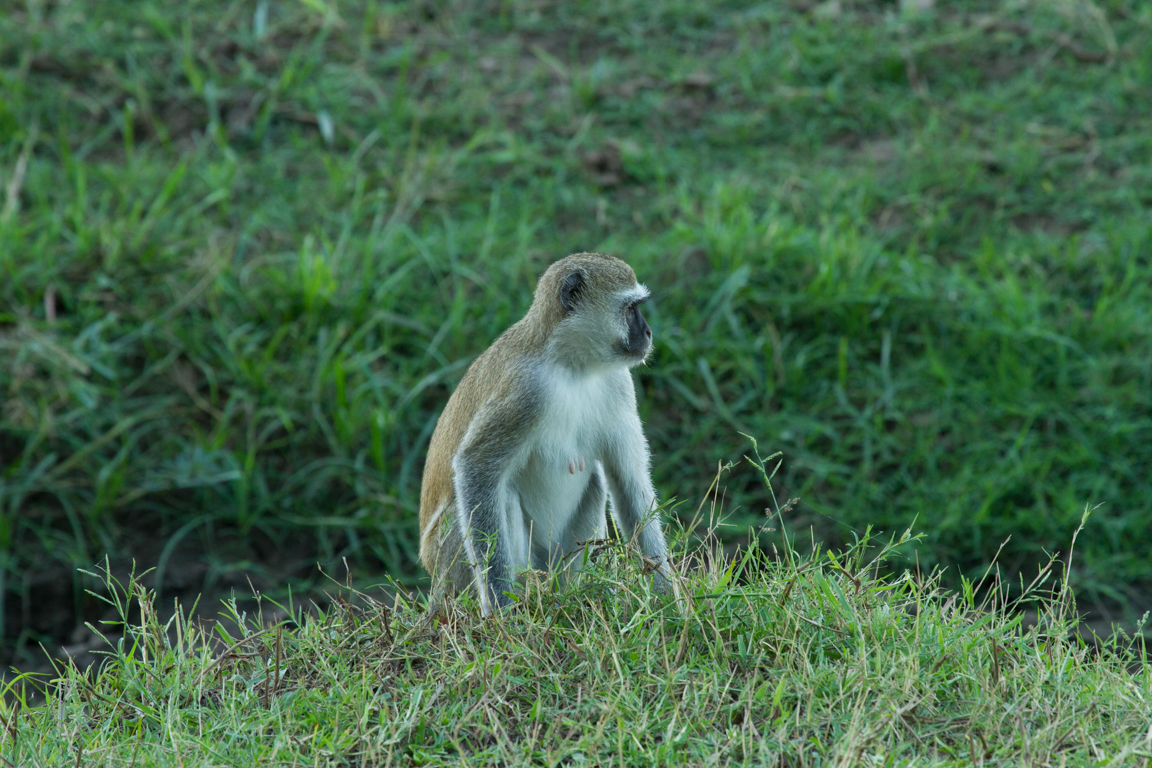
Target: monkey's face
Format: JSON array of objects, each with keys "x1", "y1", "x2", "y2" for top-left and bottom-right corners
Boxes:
[
  {"x1": 548, "y1": 280, "x2": 653, "y2": 370},
  {"x1": 618, "y1": 296, "x2": 653, "y2": 363},
  {"x1": 594, "y1": 284, "x2": 652, "y2": 366}
]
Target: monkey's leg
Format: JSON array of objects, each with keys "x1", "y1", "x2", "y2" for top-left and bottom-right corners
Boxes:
[
  {"x1": 430, "y1": 502, "x2": 474, "y2": 610},
  {"x1": 556, "y1": 464, "x2": 609, "y2": 579},
  {"x1": 502, "y1": 491, "x2": 532, "y2": 586}
]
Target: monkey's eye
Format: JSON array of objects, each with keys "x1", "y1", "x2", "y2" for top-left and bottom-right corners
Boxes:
[{"x1": 627, "y1": 304, "x2": 637, "y2": 320}]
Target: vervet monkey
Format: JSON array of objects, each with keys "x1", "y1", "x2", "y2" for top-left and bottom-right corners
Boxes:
[{"x1": 418, "y1": 253, "x2": 671, "y2": 616}]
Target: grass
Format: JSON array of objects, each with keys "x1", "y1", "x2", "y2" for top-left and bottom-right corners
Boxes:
[
  {"x1": 2, "y1": 470, "x2": 1150, "y2": 766},
  {"x1": 1, "y1": 0, "x2": 1152, "y2": 672}
]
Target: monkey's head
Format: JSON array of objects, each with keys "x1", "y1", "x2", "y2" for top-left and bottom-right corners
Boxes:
[{"x1": 532, "y1": 252, "x2": 653, "y2": 371}]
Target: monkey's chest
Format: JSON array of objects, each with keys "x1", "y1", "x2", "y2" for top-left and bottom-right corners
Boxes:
[
  {"x1": 514, "y1": 427, "x2": 601, "y2": 532},
  {"x1": 511, "y1": 377, "x2": 616, "y2": 540}
]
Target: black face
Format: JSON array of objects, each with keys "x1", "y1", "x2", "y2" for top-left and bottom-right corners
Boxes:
[{"x1": 621, "y1": 301, "x2": 652, "y2": 359}]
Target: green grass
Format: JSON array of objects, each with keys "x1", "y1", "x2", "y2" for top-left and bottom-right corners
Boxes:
[
  {"x1": 3, "y1": 501, "x2": 1149, "y2": 766},
  {"x1": 2, "y1": 0, "x2": 1152, "y2": 671}
]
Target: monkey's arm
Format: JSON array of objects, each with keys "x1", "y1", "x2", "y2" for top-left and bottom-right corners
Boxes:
[
  {"x1": 451, "y1": 389, "x2": 539, "y2": 617},
  {"x1": 602, "y1": 411, "x2": 672, "y2": 592}
]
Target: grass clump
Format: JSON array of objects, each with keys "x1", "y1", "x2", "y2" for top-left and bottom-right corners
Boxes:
[{"x1": 3, "y1": 506, "x2": 1149, "y2": 767}]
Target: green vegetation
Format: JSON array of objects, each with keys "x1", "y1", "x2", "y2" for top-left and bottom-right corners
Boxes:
[
  {"x1": 3, "y1": 502, "x2": 1150, "y2": 765},
  {"x1": 2, "y1": 0, "x2": 1151, "y2": 673}
]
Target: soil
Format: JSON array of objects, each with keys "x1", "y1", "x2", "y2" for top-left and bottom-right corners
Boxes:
[{"x1": 1, "y1": 532, "x2": 408, "y2": 704}]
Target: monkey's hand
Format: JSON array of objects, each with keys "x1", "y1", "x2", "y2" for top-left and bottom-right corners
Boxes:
[
  {"x1": 482, "y1": 571, "x2": 516, "y2": 614},
  {"x1": 640, "y1": 553, "x2": 675, "y2": 597},
  {"x1": 465, "y1": 554, "x2": 512, "y2": 618},
  {"x1": 459, "y1": 519, "x2": 517, "y2": 618}
]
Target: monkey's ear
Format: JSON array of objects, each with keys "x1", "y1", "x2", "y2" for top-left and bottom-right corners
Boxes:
[{"x1": 559, "y1": 271, "x2": 585, "y2": 312}]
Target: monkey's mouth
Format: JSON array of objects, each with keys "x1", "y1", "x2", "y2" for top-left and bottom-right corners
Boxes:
[{"x1": 617, "y1": 337, "x2": 653, "y2": 363}]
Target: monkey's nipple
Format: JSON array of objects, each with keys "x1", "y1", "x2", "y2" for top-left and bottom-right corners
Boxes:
[{"x1": 567, "y1": 455, "x2": 587, "y2": 474}]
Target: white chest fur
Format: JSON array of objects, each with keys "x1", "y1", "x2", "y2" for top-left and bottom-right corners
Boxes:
[{"x1": 510, "y1": 367, "x2": 630, "y2": 549}]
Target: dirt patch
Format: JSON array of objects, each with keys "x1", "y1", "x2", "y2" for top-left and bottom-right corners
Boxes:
[{"x1": 1, "y1": 529, "x2": 396, "y2": 703}]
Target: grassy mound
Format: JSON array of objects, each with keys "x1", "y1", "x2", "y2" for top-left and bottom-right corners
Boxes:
[
  {"x1": 5, "y1": 441, "x2": 1150, "y2": 766},
  {"x1": 4, "y1": 516, "x2": 1148, "y2": 766}
]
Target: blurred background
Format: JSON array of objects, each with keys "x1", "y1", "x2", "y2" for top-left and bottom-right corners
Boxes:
[{"x1": 1, "y1": 0, "x2": 1149, "y2": 675}]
